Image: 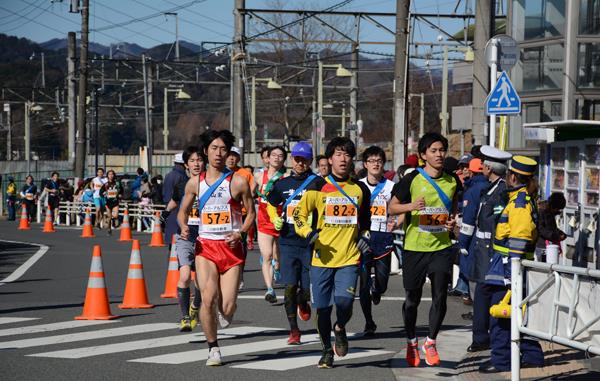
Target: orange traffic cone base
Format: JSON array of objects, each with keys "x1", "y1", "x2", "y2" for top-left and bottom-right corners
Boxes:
[{"x1": 118, "y1": 302, "x2": 154, "y2": 309}]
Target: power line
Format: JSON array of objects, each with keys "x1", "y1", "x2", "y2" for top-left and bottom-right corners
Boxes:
[{"x1": 0, "y1": 3, "x2": 59, "y2": 34}]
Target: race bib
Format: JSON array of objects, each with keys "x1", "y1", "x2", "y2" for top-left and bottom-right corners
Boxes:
[
  {"x1": 107, "y1": 189, "x2": 118, "y2": 198},
  {"x1": 201, "y1": 204, "x2": 232, "y2": 233},
  {"x1": 370, "y1": 200, "x2": 387, "y2": 224},
  {"x1": 324, "y1": 196, "x2": 357, "y2": 225},
  {"x1": 188, "y1": 205, "x2": 200, "y2": 226},
  {"x1": 418, "y1": 207, "x2": 449, "y2": 233},
  {"x1": 25, "y1": 193, "x2": 34, "y2": 200},
  {"x1": 286, "y1": 199, "x2": 299, "y2": 224}
]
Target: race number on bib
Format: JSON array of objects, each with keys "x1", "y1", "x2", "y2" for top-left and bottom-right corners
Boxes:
[
  {"x1": 201, "y1": 204, "x2": 232, "y2": 233},
  {"x1": 188, "y1": 206, "x2": 200, "y2": 226},
  {"x1": 324, "y1": 196, "x2": 357, "y2": 225},
  {"x1": 286, "y1": 199, "x2": 299, "y2": 224},
  {"x1": 418, "y1": 207, "x2": 449, "y2": 233},
  {"x1": 25, "y1": 193, "x2": 34, "y2": 200},
  {"x1": 370, "y1": 200, "x2": 387, "y2": 224},
  {"x1": 107, "y1": 189, "x2": 118, "y2": 198}
]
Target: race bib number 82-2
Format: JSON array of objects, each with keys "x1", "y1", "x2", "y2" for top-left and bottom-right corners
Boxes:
[{"x1": 324, "y1": 196, "x2": 357, "y2": 225}]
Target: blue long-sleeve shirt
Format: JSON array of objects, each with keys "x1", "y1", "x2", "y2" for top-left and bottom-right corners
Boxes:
[{"x1": 458, "y1": 174, "x2": 490, "y2": 250}]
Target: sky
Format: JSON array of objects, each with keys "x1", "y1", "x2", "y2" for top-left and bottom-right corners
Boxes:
[{"x1": 0, "y1": 0, "x2": 476, "y2": 65}]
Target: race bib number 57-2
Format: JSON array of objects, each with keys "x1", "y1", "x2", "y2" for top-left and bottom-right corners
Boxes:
[
  {"x1": 418, "y1": 207, "x2": 448, "y2": 233},
  {"x1": 201, "y1": 204, "x2": 232, "y2": 233}
]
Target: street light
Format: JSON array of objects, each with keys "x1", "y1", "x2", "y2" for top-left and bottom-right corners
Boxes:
[
  {"x1": 163, "y1": 87, "x2": 191, "y2": 150},
  {"x1": 24, "y1": 101, "x2": 43, "y2": 175},
  {"x1": 317, "y1": 62, "x2": 353, "y2": 154},
  {"x1": 250, "y1": 77, "x2": 282, "y2": 154},
  {"x1": 29, "y1": 52, "x2": 46, "y2": 88}
]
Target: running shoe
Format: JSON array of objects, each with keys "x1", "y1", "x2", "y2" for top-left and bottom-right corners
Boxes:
[
  {"x1": 422, "y1": 340, "x2": 440, "y2": 366},
  {"x1": 317, "y1": 349, "x2": 334, "y2": 369},
  {"x1": 179, "y1": 316, "x2": 192, "y2": 332},
  {"x1": 265, "y1": 289, "x2": 277, "y2": 303},
  {"x1": 206, "y1": 347, "x2": 223, "y2": 366},
  {"x1": 371, "y1": 287, "x2": 381, "y2": 305},
  {"x1": 406, "y1": 341, "x2": 420, "y2": 367},
  {"x1": 238, "y1": 280, "x2": 245, "y2": 290},
  {"x1": 217, "y1": 311, "x2": 231, "y2": 329},
  {"x1": 189, "y1": 305, "x2": 199, "y2": 330},
  {"x1": 363, "y1": 322, "x2": 377, "y2": 337},
  {"x1": 272, "y1": 259, "x2": 281, "y2": 284},
  {"x1": 297, "y1": 302, "x2": 311, "y2": 321},
  {"x1": 287, "y1": 328, "x2": 301, "y2": 345},
  {"x1": 332, "y1": 324, "x2": 348, "y2": 357}
]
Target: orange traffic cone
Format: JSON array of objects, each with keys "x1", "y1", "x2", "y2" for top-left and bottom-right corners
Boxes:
[
  {"x1": 119, "y1": 240, "x2": 154, "y2": 309},
  {"x1": 75, "y1": 245, "x2": 118, "y2": 320},
  {"x1": 119, "y1": 208, "x2": 133, "y2": 242},
  {"x1": 42, "y1": 207, "x2": 55, "y2": 233},
  {"x1": 160, "y1": 235, "x2": 179, "y2": 298},
  {"x1": 18, "y1": 204, "x2": 30, "y2": 230},
  {"x1": 81, "y1": 208, "x2": 95, "y2": 238},
  {"x1": 148, "y1": 212, "x2": 165, "y2": 247}
]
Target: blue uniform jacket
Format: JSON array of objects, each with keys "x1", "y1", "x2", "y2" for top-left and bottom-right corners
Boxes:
[{"x1": 458, "y1": 175, "x2": 489, "y2": 276}]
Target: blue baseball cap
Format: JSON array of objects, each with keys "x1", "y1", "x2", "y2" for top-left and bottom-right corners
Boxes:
[{"x1": 291, "y1": 141, "x2": 313, "y2": 159}]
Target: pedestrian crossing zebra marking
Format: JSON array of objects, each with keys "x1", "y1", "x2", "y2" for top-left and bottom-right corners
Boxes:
[
  {"x1": 29, "y1": 326, "x2": 275, "y2": 359},
  {"x1": 0, "y1": 320, "x2": 117, "y2": 337},
  {"x1": 0, "y1": 317, "x2": 40, "y2": 325},
  {"x1": 0, "y1": 323, "x2": 175, "y2": 349}
]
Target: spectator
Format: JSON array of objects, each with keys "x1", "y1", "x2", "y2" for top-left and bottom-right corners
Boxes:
[
  {"x1": 139, "y1": 175, "x2": 153, "y2": 230},
  {"x1": 6, "y1": 176, "x2": 17, "y2": 221},
  {"x1": 131, "y1": 167, "x2": 146, "y2": 202},
  {"x1": 316, "y1": 154, "x2": 330, "y2": 177},
  {"x1": 162, "y1": 154, "x2": 187, "y2": 205},
  {"x1": 150, "y1": 176, "x2": 163, "y2": 205},
  {"x1": 536, "y1": 193, "x2": 567, "y2": 261}
]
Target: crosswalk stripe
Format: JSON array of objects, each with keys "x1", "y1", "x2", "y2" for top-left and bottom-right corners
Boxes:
[
  {"x1": 29, "y1": 326, "x2": 276, "y2": 359},
  {"x1": 0, "y1": 323, "x2": 175, "y2": 349},
  {"x1": 130, "y1": 333, "x2": 320, "y2": 364},
  {"x1": 0, "y1": 320, "x2": 118, "y2": 338},
  {"x1": 232, "y1": 348, "x2": 395, "y2": 370},
  {"x1": 0, "y1": 317, "x2": 40, "y2": 325}
]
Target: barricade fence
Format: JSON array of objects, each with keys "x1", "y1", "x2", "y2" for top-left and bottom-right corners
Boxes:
[
  {"x1": 511, "y1": 258, "x2": 600, "y2": 381},
  {"x1": 35, "y1": 200, "x2": 166, "y2": 232}
]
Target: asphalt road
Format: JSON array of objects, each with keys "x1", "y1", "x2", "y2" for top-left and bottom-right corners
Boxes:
[{"x1": 0, "y1": 220, "x2": 471, "y2": 381}]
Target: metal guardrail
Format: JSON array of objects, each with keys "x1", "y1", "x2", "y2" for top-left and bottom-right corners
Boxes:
[
  {"x1": 511, "y1": 258, "x2": 600, "y2": 380},
  {"x1": 38, "y1": 200, "x2": 166, "y2": 232}
]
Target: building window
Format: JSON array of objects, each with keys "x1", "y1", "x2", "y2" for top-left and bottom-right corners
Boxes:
[
  {"x1": 577, "y1": 99, "x2": 600, "y2": 120},
  {"x1": 577, "y1": 43, "x2": 600, "y2": 88},
  {"x1": 519, "y1": 0, "x2": 566, "y2": 40},
  {"x1": 522, "y1": 44, "x2": 564, "y2": 91},
  {"x1": 580, "y1": 0, "x2": 600, "y2": 35},
  {"x1": 524, "y1": 100, "x2": 562, "y2": 123}
]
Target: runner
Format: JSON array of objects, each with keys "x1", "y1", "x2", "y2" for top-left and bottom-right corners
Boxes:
[
  {"x1": 266, "y1": 141, "x2": 318, "y2": 345},
  {"x1": 101, "y1": 170, "x2": 122, "y2": 235},
  {"x1": 388, "y1": 132, "x2": 462, "y2": 367},
  {"x1": 316, "y1": 154, "x2": 330, "y2": 177},
  {"x1": 358, "y1": 145, "x2": 396, "y2": 337},
  {"x1": 19, "y1": 175, "x2": 38, "y2": 222},
  {"x1": 172, "y1": 147, "x2": 204, "y2": 332},
  {"x1": 44, "y1": 171, "x2": 61, "y2": 223},
  {"x1": 177, "y1": 130, "x2": 255, "y2": 366},
  {"x1": 293, "y1": 137, "x2": 371, "y2": 368},
  {"x1": 91, "y1": 168, "x2": 108, "y2": 228},
  {"x1": 255, "y1": 146, "x2": 287, "y2": 303},
  {"x1": 226, "y1": 146, "x2": 256, "y2": 289}
]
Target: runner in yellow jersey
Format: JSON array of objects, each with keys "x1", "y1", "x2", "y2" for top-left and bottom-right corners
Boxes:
[{"x1": 293, "y1": 137, "x2": 371, "y2": 368}]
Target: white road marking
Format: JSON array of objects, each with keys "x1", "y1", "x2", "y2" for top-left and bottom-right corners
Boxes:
[
  {"x1": 0, "y1": 239, "x2": 49, "y2": 286},
  {"x1": 0, "y1": 323, "x2": 175, "y2": 349},
  {"x1": 0, "y1": 320, "x2": 117, "y2": 337},
  {"x1": 29, "y1": 326, "x2": 275, "y2": 359},
  {"x1": 0, "y1": 317, "x2": 40, "y2": 325},
  {"x1": 237, "y1": 295, "x2": 432, "y2": 301},
  {"x1": 130, "y1": 333, "x2": 319, "y2": 364},
  {"x1": 233, "y1": 348, "x2": 394, "y2": 370}
]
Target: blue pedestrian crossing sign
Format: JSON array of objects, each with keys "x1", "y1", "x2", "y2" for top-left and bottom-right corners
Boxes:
[{"x1": 485, "y1": 71, "x2": 521, "y2": 115}]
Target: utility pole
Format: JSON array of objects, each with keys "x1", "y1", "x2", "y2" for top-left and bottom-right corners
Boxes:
[
  {"x1": 165, "y1": 12, "x2": 180, "y2": 61},
  {"x1": 75, "y1": 0, "x2": 89, "y2": 179},
  {"x1": 350, "y1": 43, "x2": 358, "y2": 144},
  {"x1": 471, "y1": 0, "x2": 493, "y2": 145},
  {"x1": 24, "y1": 102, "x2": 30, "y2": 175},
  {"x1": 67, "y1": 32, "x2": 76, "y2": 163},
  {"x1": 5, "y1": 104, "x2": 11, "y2": 160},
  {"x1": 317, "y1": 60, "x2": 324, "y2": 155},
  {"x1": 393, "y1": 0, "x2": 410, "y2": 169},
  {"x1": 93, "y1": 87, "x2": 99, "y2": 172},
  {"x1": 142, "y1": 54, "x2": 152, "y2": 174},
  {"x1": 41, "y1": 52, "x2": 46, "y2": 89},
  {"x1": 232, "y1": 0, "x2": 245, "y2": 148},
  {"x1": 440, "y1": 45, "x2": 450, "y2": 136}
]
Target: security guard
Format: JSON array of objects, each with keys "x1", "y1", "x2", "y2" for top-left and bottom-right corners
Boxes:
[
  {"x1": 460, "y1": 146, "x2": 512, "y2": 352},
  {"x1": 479, "y1": 156, "x2": 544, "y2": 373}
]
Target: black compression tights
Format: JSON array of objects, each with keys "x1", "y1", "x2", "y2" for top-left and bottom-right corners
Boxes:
[
  {"x1": 402, "y1": 271, "x2": 449, "y2": 340},
  {"x1": 316, "y1": 296, "x2": 354, "y2": 350}
]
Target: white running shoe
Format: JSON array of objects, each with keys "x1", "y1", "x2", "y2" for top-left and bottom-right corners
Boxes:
[
  {"x1": 206, "y1": 347, "x2": 222, "y2": 366},
  {"x1": 217, "y1": 311, "x2": 231, "y2": 329}
]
